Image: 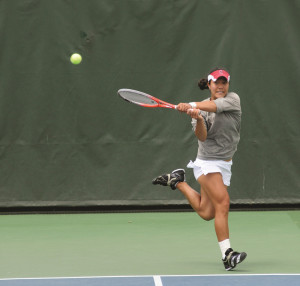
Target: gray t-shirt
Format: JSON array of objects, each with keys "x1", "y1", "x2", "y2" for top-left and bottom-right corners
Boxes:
[{"x1": 191, "y1": 92, "x2": 241, "y2": 161}]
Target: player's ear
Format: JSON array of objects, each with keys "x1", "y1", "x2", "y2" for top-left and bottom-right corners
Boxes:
[{"x1": 207, "y1": 80, "x2": 211, "y2": 90}]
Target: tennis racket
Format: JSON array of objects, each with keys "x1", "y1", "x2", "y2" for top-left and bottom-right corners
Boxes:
[{"x1": 118, "y1": 89, "x2": 177, "y2": 109}]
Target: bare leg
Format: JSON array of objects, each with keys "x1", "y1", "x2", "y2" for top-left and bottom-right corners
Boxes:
[
  {"x1": 152, "y1": 169, "x2": 229, "y2": 242},
  {"x1": 175, "y1": 171, "x2": 246, "y2": 269},
  {"x1": 197, "y1": 173, "x2": 230, "y2": 242},
  {"x1": 176, "y1": 181, "x2": 215, "y2": 221}
]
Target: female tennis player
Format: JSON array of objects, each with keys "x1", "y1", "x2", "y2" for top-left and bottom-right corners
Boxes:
[{"x1": 152, "y1": 68, "x2": 247, "y2": 270}]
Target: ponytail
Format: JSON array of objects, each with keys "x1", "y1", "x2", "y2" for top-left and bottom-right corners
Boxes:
[{"x1": 198, "y1": 78, "x2": 209, "y2": 90}]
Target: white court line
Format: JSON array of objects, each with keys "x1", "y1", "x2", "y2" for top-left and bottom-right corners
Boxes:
[
  {"x1": 153, "y1": 275, "x2": 163, "y2": 286},
  {"x1": 0, "y1": 274, "x2": 299, "y2": 281}
]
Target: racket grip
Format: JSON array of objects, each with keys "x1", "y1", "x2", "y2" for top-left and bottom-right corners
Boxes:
[{"x1": 174, "y1": 105, "x2": 177, "y2": 109}]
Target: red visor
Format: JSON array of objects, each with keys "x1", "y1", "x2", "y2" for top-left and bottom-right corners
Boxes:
[{"x1": 208, "y1": 70, "x2": 230, "y2": 82}]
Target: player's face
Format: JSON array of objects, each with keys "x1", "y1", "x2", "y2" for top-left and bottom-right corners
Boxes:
[{"x1": 208, "y1": 77, "x2": 229, "y2": 100}]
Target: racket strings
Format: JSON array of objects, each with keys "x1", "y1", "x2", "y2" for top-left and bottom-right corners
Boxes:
[{"x1": 118, "y1": 89, "x2": 157, "y2": 106}]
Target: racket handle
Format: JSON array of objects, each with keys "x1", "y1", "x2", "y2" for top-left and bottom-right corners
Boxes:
[{"x1": 174, "y1": 105, "x2": 177, "y2": 110}]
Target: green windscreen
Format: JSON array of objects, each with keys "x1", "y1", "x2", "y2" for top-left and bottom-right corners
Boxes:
[{"x1": 0, "y1": 0, "x2": 299, "y2": 208}]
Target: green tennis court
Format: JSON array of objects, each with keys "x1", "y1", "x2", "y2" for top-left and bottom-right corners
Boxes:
[{"x1": 1, "y1": 210, "x2": 299, "y2": 278}]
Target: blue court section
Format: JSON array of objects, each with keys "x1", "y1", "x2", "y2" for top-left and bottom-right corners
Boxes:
[
  {"x1": 162, "y1": 275, "x2": 300, "y2": 286},
  {"x1": 0, "y1": 275, "x2": 299, "y2": 286}
]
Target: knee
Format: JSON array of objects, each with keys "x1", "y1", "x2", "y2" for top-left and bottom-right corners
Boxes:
[
  {"x1": 196, "y1": 210, "x2": 215, "y2": 221},
  {"x1": 216, "y1": 198, "x2": 230, "y2": 215},
  {"x1": 202, "y1": 214, "x2": 215, "y2": 221}
]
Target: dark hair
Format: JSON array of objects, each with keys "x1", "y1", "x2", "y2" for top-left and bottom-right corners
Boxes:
[{"x1": 198, "y1": 67, "x2": 230, "y2": 90}]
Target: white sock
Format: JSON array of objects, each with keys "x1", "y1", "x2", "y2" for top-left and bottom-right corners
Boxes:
[{"x1": 219, "y1": 239, "x2": 231, "y2": 259}]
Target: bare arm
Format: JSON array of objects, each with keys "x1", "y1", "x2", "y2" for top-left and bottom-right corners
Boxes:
[
  {"x1": 187, "y1": 109, "x2": 207, "y2": 142},
  {"x1": 177, "y1": 101, "x2": 213, "y2": 141},
  {"x1": 177, "y1": 101, "x2": 217, "y2": 113}
]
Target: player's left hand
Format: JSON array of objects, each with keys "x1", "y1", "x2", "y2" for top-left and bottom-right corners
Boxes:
[{"x1": 187, "y1": 108, "x2": 203, "y2": 120}]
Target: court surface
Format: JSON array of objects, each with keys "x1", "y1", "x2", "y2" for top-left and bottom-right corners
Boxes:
[{"x1": 0, "y1": 211, "x2": 299, "y2": 285}]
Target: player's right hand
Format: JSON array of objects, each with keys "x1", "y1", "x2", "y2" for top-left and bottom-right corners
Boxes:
[{"x1": 177, "y1": 103, "x2": 192, "y2": 113}]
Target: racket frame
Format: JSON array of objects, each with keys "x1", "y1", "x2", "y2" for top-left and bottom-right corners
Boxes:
[{"x1": 118, "y1": 88, "x2": 177, "y2": 109}]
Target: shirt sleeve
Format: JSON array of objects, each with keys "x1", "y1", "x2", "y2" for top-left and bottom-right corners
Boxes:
[{"x1": 214, "y1": 92, "x2": 241, "y2": 113}]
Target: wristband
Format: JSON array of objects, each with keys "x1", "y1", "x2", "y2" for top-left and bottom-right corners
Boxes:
[{"x1": 189, "y1": 102, "x2": 197, "y2": 108}]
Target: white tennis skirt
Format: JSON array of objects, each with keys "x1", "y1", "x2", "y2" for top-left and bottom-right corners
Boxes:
[{"x1": 187, "y1": 158, "x2": 233, "y2": 186}]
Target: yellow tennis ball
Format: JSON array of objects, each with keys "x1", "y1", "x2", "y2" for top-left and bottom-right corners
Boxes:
[{"x1": 70, "y1": 53, "x2": 82, "y2": 65}]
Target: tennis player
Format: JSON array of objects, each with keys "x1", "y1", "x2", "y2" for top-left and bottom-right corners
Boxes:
[{"x1": 152, "y1": 68, "x2": 247, "y2": 270}]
